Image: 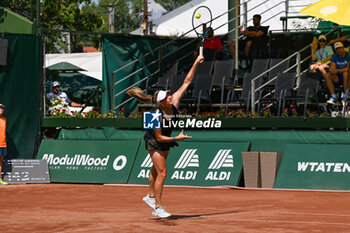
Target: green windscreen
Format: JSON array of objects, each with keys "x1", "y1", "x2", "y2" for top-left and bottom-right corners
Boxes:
[
  {"x1": 0, "y1": 33, "x2": 41, "y2": 158},
  {"x1": 101, "y1": 34, "x2": 196, "y2": 114}
]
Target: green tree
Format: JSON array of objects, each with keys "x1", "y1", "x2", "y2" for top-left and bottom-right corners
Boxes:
[
  {"x1": 1, "y1": 0, "x2": 33, "y2": 20},
  {"x1": 41, "y1": 0, "x2": 103, "y2": 53},
  {"x1": 82, "y1": 0, "x2": 143, "y2": 34},
  {"x1": 154, "y1": 0, "x2": 191, "y2": 12},
  {"x1": 2, "y1": 0, "x2": 103, "y2": 53}
]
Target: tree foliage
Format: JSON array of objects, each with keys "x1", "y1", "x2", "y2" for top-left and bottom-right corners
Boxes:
[
  {"x1": 2, "y1": 0, "x2": 103, "y2": 53},
  {"x1": 1, "y1": 0, "x2": 33, "y2": 18},
  {"x1": 1, "y1": 0, "x2": 190, "y2": 52},
  {"x1": 154, "y1": 0, "x2": 191, "y2": 12},
  {"x1": 82, "y1": 0, "x2": 143, "y2": 34}
]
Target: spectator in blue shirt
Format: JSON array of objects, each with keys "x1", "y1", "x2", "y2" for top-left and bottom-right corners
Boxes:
[{"x1": 325, "y1": 42, "x2": 350, "y2": 104}]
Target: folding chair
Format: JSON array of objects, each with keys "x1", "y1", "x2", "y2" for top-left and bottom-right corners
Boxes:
[
  {"x1": 258, "y1": 72, "x2": 296, "y2": 116},
  {"x1": 146, "y1": 62, "x2": 178, "y2": 92},
  {"x1": 282, "y1": 72, "x2": 320, "y2": 117},
  {"x1": 181, "y1": 74, "x2": 213, "y2": 113},
  {"x1": 211, "y1": 60, "x2": 234, "y2": 104},
  {"x1": 226, "y1": 72, "x2": 265, "y2": 114}
]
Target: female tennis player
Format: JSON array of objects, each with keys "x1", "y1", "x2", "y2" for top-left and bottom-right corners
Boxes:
[{"x1": 127, "y1": 55, "x2": 204, "y2": 218}]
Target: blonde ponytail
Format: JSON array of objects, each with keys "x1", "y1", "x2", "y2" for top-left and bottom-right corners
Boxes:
[{"x1": 127, "y1": 87, "x2": 156, "y2": 103}]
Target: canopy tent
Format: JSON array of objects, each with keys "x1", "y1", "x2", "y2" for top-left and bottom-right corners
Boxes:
[
  {"x1": 45, "y1": 53, "x2": 102, "y2": 109},
  {"x1": 46, "y1": 62, "x2": 86, "y2": 72},
  {"x1": 45, "y1": 72, "x2": 101, "y2": 106},
  {"x1": 45, "y1": 52, "x2": 102, "y2": 81}
]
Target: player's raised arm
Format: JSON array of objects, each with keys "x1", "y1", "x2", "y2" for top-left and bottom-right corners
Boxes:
[{"x1": 172, "y1": 55, "x2": 204, "y2": 108}]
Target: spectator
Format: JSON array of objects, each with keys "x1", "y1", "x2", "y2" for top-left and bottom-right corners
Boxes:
[
  {"x1": 329, "y1": 35, "x2": 350, "y2": 52},
  {"x1": 325, "y1": 42, "x2": 350, "y2": 104},
  {"x1": 46, "y1": 81, "x2": 86, "y2": 107},
  {"x1": 310, "y1": 35, "x2": 333, "y2": 79},
  {"x1": 194, "y1": 27, "x2": 223, "y2": 61},
  {"x1": 229, "y1": 14, "x2": 269, "y2": 66},
  {"x1": 0, "y1": 104, "x2": 7, "y2": 185}
]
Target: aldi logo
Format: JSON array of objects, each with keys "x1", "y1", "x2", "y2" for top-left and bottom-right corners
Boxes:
[
  {"x1": 140, "y1": 154, "x2": 153, "y2": 168},
  {"x1": 171, "y1": 149, "x2": 199, "y2": 180},
  {"x1": 205, "y1": 149, "x2": 234, "y2": 181},
  {"x1": 208, "y1": 149, "x2": 234, "y2": 169},
  {"x1": 143, "y1": 111, "x2": 161, "y2": 129},
  {"x1": 174, "y1": 149, "x2": 199, "y2": 169},
  {"x1": 137, "y1": 154, "x2": 153, "y2": 179}
]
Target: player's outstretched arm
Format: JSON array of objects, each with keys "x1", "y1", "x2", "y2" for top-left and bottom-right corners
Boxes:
[
  {"x1": 171, "y1": 55, "x2": 204, "y2": 108},
  {"x1": 154, "y1": 129, "x2": 191, "y2": 142}
]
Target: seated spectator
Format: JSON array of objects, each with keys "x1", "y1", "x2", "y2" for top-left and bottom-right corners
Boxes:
[
  {"x1": 329, "y1": 35, "x2": 350, "y2": 52},
  {"x1": 310, "y1": 35, "x2": 333, "y2": 79},
  {"x1": 325, "y1": 42, "x2": 350, "y2": 104},
  {"x1": 228, "y1": 14, "x2": 269, "y2": 66},
  {"x1": 46, "y1": 81, "x2": 86, "y2": 107},
  {"x1": 194, "y1": 27, "x2": 223, "y2": 61}
]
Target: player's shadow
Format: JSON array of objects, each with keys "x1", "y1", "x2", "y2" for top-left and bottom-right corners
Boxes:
[{"x1": 152, "y1": 210, "x2": 240, "y2": 222}]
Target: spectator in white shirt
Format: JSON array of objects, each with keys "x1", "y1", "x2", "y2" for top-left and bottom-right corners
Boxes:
[{"x1": 46, "y1": 81, "x2": 85, "y2": 107}]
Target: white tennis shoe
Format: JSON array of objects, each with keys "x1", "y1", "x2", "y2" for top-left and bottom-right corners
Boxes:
[
  {"x1": 152, "y1": 206, "x2": 171, "y2": 218},
  {"x1": 143, "y1": 195, "x2": 155, "y2": 209}
]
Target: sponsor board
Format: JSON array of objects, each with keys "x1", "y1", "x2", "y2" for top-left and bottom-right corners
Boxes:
[
  {"x1": 36, "y1": 140, "x2": 140, "y2": 183},
  {"x1": 2, "y1": 159, "x2": 50, "y2": 184},
  {"x1": 274, "y1": 144, "x2": 350, "y2": 190},
  {"x1": 128, "y1": 141, "x2": 249, "y2": 186}
]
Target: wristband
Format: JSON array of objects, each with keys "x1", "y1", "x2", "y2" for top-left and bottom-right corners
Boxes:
[{"x1": 173, "y1": 137, "x2": 176, "y2": 141}]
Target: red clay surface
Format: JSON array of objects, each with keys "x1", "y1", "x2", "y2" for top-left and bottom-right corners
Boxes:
[{"x1": 1, "y1": 184, "x2": 350, "y2": 232}]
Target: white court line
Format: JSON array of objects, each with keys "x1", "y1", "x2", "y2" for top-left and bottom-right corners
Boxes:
[
  {"x1": 227, "y1": 218, "x2": 350, "y2": 226},
  {"x1": 285, "y1": 212, "x2": 350, "y2": 217}
]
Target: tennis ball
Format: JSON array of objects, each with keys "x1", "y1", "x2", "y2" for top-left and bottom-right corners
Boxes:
[{"x1": 195, "y1": 13, "x2": 201, "y2": 19}]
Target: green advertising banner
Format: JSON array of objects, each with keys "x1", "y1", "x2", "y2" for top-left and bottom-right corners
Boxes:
[
  {"x1": 274, "y1": 144, "x2": 350, "y2": 190},
  {"x1": 36, "y1": 140, "x2": 140, "y2": 183},
  {"x1": 128, "y1": 141, "x2": 250, "y2": 187}
]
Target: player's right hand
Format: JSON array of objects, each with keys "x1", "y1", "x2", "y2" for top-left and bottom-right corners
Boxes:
[{"x1": 196, "y1": 55, "x2": 204, "y2": 64}]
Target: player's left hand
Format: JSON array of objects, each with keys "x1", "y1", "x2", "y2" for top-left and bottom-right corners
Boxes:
[{"x1": 176, "y1": 129, "x2": 192, "y2": 141}]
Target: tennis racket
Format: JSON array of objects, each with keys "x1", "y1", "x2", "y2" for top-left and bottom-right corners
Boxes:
[{"x1": 192, "y1": 6, "x2": 213, "y2": 57}]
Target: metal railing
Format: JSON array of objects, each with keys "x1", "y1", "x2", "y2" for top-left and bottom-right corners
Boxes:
[
  {"x1": 250, "y1": 28, "x2": 337, "y2": 112},
  {"x1": 112, "y1": 0, "x2": 252, "y2": 110},
  {"x1": 111, "y1": 0, "x2": 313, "y2": 111}
]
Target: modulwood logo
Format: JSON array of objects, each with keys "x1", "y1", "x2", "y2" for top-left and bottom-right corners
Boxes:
[{"x1": 42, "y1": 154, "x2": 127, "y2": 171}]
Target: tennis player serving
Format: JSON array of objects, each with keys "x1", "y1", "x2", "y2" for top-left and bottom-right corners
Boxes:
[{"x1": 127, "y1": 55, "x2": 204, "y2": 218}]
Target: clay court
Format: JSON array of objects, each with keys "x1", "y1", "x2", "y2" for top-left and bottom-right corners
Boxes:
[{"x1": 1, "y1": 184, "x2": 350, "y2": 232}]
